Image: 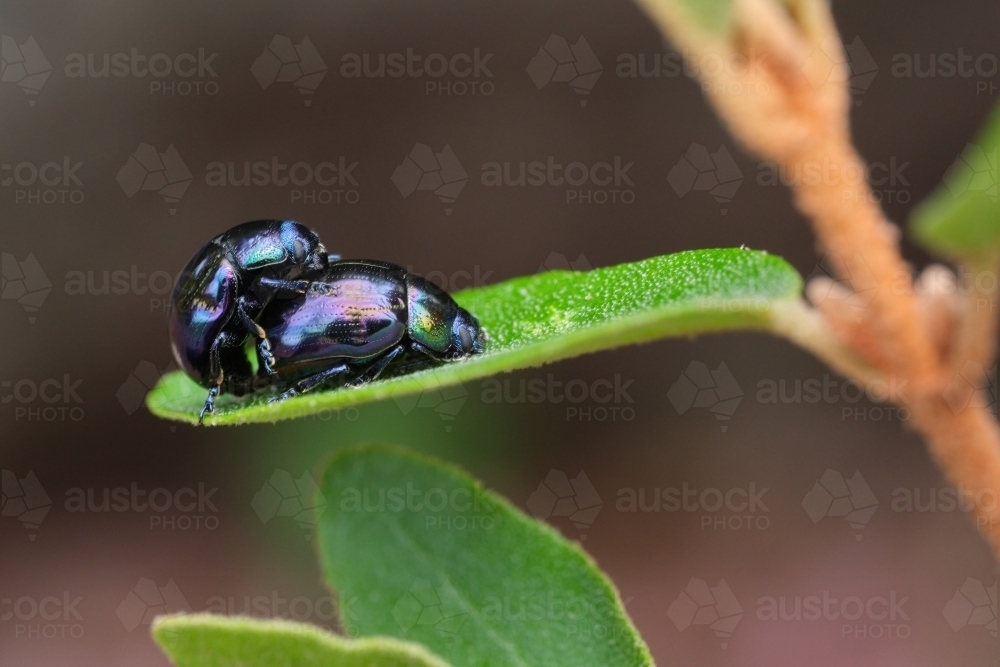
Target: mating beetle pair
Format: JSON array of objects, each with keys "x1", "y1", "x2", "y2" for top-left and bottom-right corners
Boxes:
[{"x1": 168, "y1": 220, "x2": 486, "y2": 423}]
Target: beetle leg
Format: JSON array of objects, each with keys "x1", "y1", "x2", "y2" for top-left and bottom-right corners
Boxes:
[
  {"x1": 410, "y1": 342, "x2": 450, "y2": 362},
  {"x1": 346, "y1": 344, "x2": 407, "y2": 388},
  {"x1": 379, "y1": 342, "x2": 453, "y2": 376},
  {"x1": 199, "y1": 341, "x2": 225, "y2": 424},
  {"x1": 199, "y1": 385, "x2": 220, "y2": 424},
  {"x1": 199, "y1": 329, "x2": 252, "y2": 423},
  {"x1": 268, "y1": 363, "x2": 351, "y2": 404},
  {"x1": 236, "y1": 297, "x2": 277, "y2": 375}
]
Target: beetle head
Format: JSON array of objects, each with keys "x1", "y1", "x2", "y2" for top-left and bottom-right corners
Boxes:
[
  {"x1": 451, "y1": 308, "x2": 486, "y2": 357},
  {"x1": 281, "y1": 221, "x2": 329, "y2": 274}
]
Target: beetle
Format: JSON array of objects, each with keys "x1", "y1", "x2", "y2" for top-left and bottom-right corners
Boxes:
[
  {"x1": 167, "y1": 219, "x2": 332, "y2": 421},
  {"x1": 255, "y1": 259, "x2": 486, "y2": 405}
]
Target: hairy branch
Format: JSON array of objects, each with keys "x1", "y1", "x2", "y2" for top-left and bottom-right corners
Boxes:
[{"x1": 636, "y1": 0, "x2": 1000, "y2": 557}]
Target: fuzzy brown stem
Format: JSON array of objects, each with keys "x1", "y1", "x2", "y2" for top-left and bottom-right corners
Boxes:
[
  {"x1": 787, "y1": 138, "x2": 940, "y2": 386},
  {"x1": 633, "y1": 0, "x2": 1000, "y2": 562},
  {"x1": 911, "y1": 394, "x2": 1000, "y2": 552}
]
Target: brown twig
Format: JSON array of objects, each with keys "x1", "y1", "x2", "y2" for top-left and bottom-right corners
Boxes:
[{"x1": 635, "y1": 0, "x2": 1000, "y2": 557}]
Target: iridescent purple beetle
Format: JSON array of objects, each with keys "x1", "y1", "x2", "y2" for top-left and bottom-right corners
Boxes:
[
  {"x1": 168, "y1": 219, "x2": 329, "y2": 421},
  {"x1": 168, "y1": 220, "x2": 485, "y2": 423}
]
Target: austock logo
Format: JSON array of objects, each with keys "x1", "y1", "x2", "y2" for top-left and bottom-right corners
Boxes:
[
  {"x1": 1, "y1": 591, "x2": 84, "y2": 639},
  {"x1": 480, "y1": 371, "x2": 635, "y2": 423},
  {"x1": 1, "y1": 34, "x2": 52, "y2": 105},
  {"x1": 756, "y1": 590, "x2": 911, "y2": 640},
  {"x1": 117, "y1": 360, "x2": 176, "y2": 416},
  {"x1": 667, "y1": 144, "x2": 743, "y2": 215},
  {"x1": 64, "y1": 47, "x2": 219, "y2": 96},
  {"x1": 123, "y1": 145, "x2": 367, "y2": 215},
  {"x1": 204, "y1": 590, "x2": 355, "y2": 634},
  {"x1": 806, "y1": 253, "x2": 879, "y2": 319},
  {"x1": 667, "y1": 578, "x2": 743, "y2": 649},
  {"x1": 116, "y1": 578, "x2": 190, "y2": 632},
  {"x1": 944, "y1": 361, "x2": 998, "y2": 416},
  {"x1": 891, "y1": 49, "x2": 999, "y2": 95},
  {"x1": 480, "y1": 156, "x2": 636, "y2": 205},
  {"x1": 2, "y1": 374, "x2": 85, "y2": 422},
  {"x1": 943, "y1": 578, "x2": 997, "y2": 638},
  {"x1": 392, "y1": 143, "x2": 468, "y2": 214},
  {"x1": 64, "y1": 266, "x2": 181, "y2": 314},
  {"x1": 527, "y1": 35, "x2": 602, "y2": 106},
  {"x1": 616, "y1": 482, "x2": 770, "y2": 532},
  {"x1": 1, "y1": 252, "x2": 51, "y2": 323},
  {"x1": 943, "y1": 142, "x2": 998, "y2": 203},
  {"x1": 392, "y1": 579, "x2": 467, "y2": 645},
  {"x1": 252, "y1": 470, "x2": 327, "y2": 540},
  {"x1": 2, "y1": 157, "x2": 85, "y2": 205},
  {"x1": 1, "y1": 469, "x2": 52, "y2": 540},
  {"x1": 841, "y1": 37, "x2": 879, "y2": 101},
  {"x1": 204, "y1": 155, "x2": 360, "y2": 205},
  {"x1": 801, "y1": 35, "x2": 878, "y2": 105},
  {"x1": 402, "y1": 263, "x2": 493, "y2": 293},
  {"x1": 478, "y1": 590, "x2": 636, "y2": 638},
  {"x1": 755, "y1": 371, "x2": 911, "y2": 423},
  {"x1": 801, "y1": 469, "x2": 878, "y2": 539},
  {"x1": 252, "y1": 35, "x2": 327, "y2": 106},
  {"x1": 392, "y1": 369, "x2": 470, "y2": 431},
  {"x1": 891, "y1": 483, "x2": 1000, "y2": 528},
  {"x1": 338, "y1": 482, "x2": 496, "y2": 532},
  {"x1": 339, "y1": 47, "x2": 495, "y2": 97},
  {"x1": 758, "y1": 156, "x2": 912, "y2": 205},
  {"x1": 667, "y1": 361, "x2": 743, "y2": 431},
  {"x1": 64, "y1": 481, "x2": 219, "y2": 531},
  {"x1": 538, "y1": 252, "x2": 592, "y2": 273},
  {"x1": 526, "y1": 469, "x2": 603, "y2": 541},
  {"x1": 116, "y1": 143, "x2": 193, "y2": 214}
]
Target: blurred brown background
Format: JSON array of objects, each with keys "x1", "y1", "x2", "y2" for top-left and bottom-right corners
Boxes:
[{"x1": 2, "y1": 1, "x2": 999, "y2": 665}]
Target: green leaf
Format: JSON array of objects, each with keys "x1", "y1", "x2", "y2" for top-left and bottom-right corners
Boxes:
[
  {"x1": 666, "y1": 0, "x2": 734, "y2": 35},
  {"x1": 147, "y1": 248, "x2": 802, "y2": 425},
  {"x1": 634, "y1": 0, "x2": 800, "y2": 40},
  {"x1": 152, "y1": 614, "x2": 452, "y2": 667},
  {"x1": 316, "y1": 445, "x2": 654, "y2": 667},
  {"x1": 911, "y1": 101, "x2": 1000, "y2": 263}
]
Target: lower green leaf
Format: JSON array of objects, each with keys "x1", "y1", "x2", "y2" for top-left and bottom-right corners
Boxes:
[
  {"x1": 152, "y1": 614, "x2": 452, "y2": 667},
  {"x1": 147, "y1": 248, "x2": 801, "y2": 425},
  {"x1": 316, "y1": 445, "x2": 654, "y2": 667}
]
